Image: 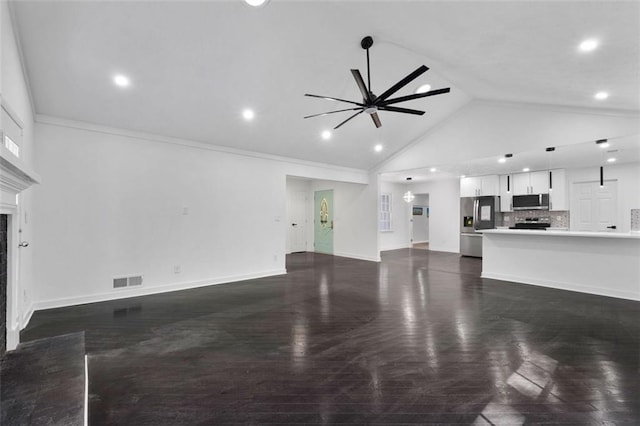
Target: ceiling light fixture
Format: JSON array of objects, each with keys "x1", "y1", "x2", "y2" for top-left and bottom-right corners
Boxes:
[
  {"x1": 578, "y1": 39, "x2": 599, "y2": 52},
  {"x1": 460, "y1": 175, "x2": 466, "y2": 178},
  {"x1": 594, "y1": 91, "x2": 609, "y2": 100},
  {"x1": 415, "y1": 84, "x2": 431, "y2": 94},
  {"x1": 242, "y1": 109, "x2": 255, "y2": 121},
  {"x1": 498, "y1": 158, "x2": 506, "y2": 163},
  {"x1": 607, "y1": 157, "x2": 616, "y2": 163},
  {"x1": 374, "y1": 144, "x2": 383, "y2": 152},
  {"x1": 244, "y1": 0, "x2": 269, "y2": 7},
  {"x1": 113, "y1": 74, "x2": 130, "y2": 87},
  {"x1": 430, "y1": 167, "x2": 437, "y2": 172},
  {"x1": 321, "y1": 130, "x2": 332, "y2": 140},
  {"x1": 596, "y1": 139, "x2": 610, "y2": 148},
  {"x1": 523, "y1": 168, "x2": 530, "y2": 172},
  {"x1": 403, "y1": 191, "x2": 415, "y2": 203}
]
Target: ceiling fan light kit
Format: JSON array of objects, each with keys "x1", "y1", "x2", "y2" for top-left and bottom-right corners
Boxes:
[{"x1": 304, "y1": 36, "x2": 451, "y2": 130}]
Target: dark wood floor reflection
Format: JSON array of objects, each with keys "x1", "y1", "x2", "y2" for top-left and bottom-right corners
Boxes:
[{"x1": 22, "y1": 250, "x2": 640, "y2": 424}]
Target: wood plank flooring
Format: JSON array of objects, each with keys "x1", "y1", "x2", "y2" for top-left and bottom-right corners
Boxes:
[{"x1": 21, "y1": 249, "x2": 640, "y2": 424}]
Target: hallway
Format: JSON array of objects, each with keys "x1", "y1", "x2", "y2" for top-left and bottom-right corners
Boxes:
[{"x1": 20, "y1": 250, "x2": 640, "y2": 424}]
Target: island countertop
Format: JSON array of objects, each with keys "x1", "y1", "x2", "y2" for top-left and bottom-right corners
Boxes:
[{"x1": 483, "y1": 228, "x2": 640, "y2": 239}]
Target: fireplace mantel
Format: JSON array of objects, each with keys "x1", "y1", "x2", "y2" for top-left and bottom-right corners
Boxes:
[{"x1": 0, "y1": 144, "x2": 40, "y2": 211}]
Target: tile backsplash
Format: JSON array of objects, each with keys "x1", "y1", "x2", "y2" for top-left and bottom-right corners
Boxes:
[
  {"x1": 631, "y1": 209, "x2": 640, "y2": 232},
  {"x1": 502, "y1": 210, "x2": 569, "y2": 228}
]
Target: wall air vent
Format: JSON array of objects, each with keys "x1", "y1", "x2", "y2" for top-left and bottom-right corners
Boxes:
[{"x1": 113, "y1": 275, "x2": 143, "y2": 289}]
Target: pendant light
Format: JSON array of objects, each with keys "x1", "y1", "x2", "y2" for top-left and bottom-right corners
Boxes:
[
  {"x1": 600, "y1": 166, "x2": 604, "y2": 187},
  {"x1": 403, "y1": 191, "x2": 415, "y2": 203}
]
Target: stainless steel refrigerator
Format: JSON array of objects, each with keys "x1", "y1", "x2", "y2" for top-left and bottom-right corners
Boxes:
[{"x1": 460, "y1": 196, "x2": 500, "y2": 257}]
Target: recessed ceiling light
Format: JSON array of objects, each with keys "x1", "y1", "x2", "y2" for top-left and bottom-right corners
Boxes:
[
  {"x1": 242, "y1": 109, "x2": 255, "y2": 121},
  {"x1": 244, "y1": 0, "x2": 269, "y2": 6},
  {"x1": 523, "y1": 168, "x2": 530, "y2": 172},
  {"x1": 498, "y1": 158, "x2": 506, "y2": 163},
  {"x1": 430, "y1": 167, "x2": 437, "y2": 172},
  {"x1": 607, "y1": 157, "x2": 616, "y2": 163},
  {"x1": 374, "y1": 144, "x2": 383, "y2": 152},
  {"x1": 460, "y1": 175, "x2": 466, "y2": 178},
  {"x1": 578, "y1": 39, "x2": 599, "y2": 52},
  {"x1": 415, "y1": 84, "x2": 431, "y2": 94},
  {"x1": 594, "y1": 91, "x2": 609, "y2": 100},
  {"x1": 321, "y1": 130, "x2": 332, "y2": 140},
  {"x1": 113, "y1": 74, "x2": 130, "y2": 87},
  {"x1": 599, "y1": 142, "x2": 610, "y2": 148}
]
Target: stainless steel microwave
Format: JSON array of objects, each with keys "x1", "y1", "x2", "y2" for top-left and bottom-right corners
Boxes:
[{"x1": 512, "y1": 194, "x2": 549, "y2": 210}]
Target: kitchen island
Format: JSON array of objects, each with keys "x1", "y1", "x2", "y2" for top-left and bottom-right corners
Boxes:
[{"x1": 482, "y1": 229, "x2": 640, "y2": 301}]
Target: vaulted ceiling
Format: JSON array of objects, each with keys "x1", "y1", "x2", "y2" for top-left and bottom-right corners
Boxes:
[{"x1": 10, "y1": 1, "x2": 640, "y2": 170}]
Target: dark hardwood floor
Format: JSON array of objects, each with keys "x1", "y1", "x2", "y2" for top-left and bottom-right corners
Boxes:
[{"x1": 21, "y1": 249, "x2": 640, "y2": 425}]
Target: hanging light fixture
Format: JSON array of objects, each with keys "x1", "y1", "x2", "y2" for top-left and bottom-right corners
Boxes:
[
  {"x1": 600, "y1": 166, "x2": 604, "y2": 187},
  {"x1": 403, "y1": 191, "x2": 415, "y2": 203}
]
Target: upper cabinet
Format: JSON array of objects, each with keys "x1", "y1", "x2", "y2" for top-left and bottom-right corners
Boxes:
[
  {"x1": 460, "y1": 175, "x2": 499, "y2": 197},
  {"x1": 512, "y1": 170, "x2": 549, "y2": 195},
  {"x1": 549, "y1": 169, "x2": 568, "y2": 211}
]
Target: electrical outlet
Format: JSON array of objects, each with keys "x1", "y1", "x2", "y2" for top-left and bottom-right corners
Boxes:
[{"x1": 174, "y1": 265, "x2": 181, "y2": 274}]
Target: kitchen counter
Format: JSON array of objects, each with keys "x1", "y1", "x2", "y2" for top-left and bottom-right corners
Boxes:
[
  {"x1": 485, "y1": 228, "x2": 640, "y2": 239},
  {"x1": 481, "y1": 229, "x2": 640, "y2": 301}
]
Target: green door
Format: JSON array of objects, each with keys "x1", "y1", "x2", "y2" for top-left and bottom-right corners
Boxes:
[{"x1": 314, "y1": 190, "x2": 334, "y2": 254}]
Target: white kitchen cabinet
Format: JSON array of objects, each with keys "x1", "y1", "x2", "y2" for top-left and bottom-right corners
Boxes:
[
  {"x1": 549, "y1": 169, "x2": 568, "y2": 211},
  {"x1": 460, "y1": 177, "x2": 480, "y2": 197},
  {"x1": 460, "y1": 175, "x2": 499, "y2": 197},
  {"x1": 480, "y1": 175, "x2": 499, "y2": 196},
  {"x1": 499, "y1": 174, "x2": 512, "y2": 212},
  {"x1": 513, "y1": 170, "x2": 549, "y2": 195},
  {"x1": 529, "y1": 171, "x2": 549, "y2": 193}
]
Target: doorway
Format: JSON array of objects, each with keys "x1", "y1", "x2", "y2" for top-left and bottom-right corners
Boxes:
[
  {"x1": 571, "y1": 180, "x2": 618, "y2": 232},
  {"x1": 411, "y1": 194, "x2": 429, "y2": 250},
  {"x1": 314, "y1": 190, "x2": 334, "y2": 254}
]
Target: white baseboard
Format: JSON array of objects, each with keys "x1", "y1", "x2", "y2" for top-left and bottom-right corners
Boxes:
[
  {"x1": 380, "y1": 243, "x2": 411, "y2": 252},
  {"x1": 333, "y1": 251, "x2": 381, "y2": 262},
  {"x1": 481, "y1": 271, "x2": 640, "y2": 301},
  {"x1": 21, "y1": 302, "x2": 35, "y2": 330},
  {"x1": 33, "y1": 269, "x2": 287, "y2": 311},
  {"x1": 6, "y1": 326, "x2": 19, "y2": 351}
]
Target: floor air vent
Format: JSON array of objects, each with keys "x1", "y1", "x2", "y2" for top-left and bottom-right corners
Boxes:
[{"x1": 113, "y1": 275, "x2": 143, "y2": 289}]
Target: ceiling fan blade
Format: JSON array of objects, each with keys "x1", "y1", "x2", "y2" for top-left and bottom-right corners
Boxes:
[
  {"x1": 371, "y1": 112, "x2": 382, "y2": 128},
  {"x1": 351, "y1": 69, "x2": 371, "y2": 103},
  {"x1": 374, "y1": 65, "x2": 429, "y2": 103},
  {"x1": 334, "y1": 110, "x2": 364, "y2": 129},
  {"x1": 378, "y1": 105, "x2": 425, "y2": 116},
  {"x1": 379, "y1": 87, "x2": 451, "y2": 106},
  {"x1": 305, "y1": 93, "x2": 365, "y2": 106},
  {"x1": 303, "y1": 107, "x2": 363, "y2": 119}
]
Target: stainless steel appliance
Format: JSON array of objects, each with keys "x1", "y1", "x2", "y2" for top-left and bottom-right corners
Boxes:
[
  {"x1": 460, "y1": 196, "x2": 500, "y2": 257},
  {"x1": 509, "y1": 216, "x2": 551, "y2": 230},
  {"x1": 512, "y1": 194, "x2": 549, "y2": 210}
]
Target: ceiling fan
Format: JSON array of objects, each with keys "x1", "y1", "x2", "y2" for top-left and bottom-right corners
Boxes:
[{"x1": 304, "y1": 36, "x2": 451, "y2": 130}]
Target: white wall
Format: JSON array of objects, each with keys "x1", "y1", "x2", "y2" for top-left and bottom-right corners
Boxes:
[
  {"x1": 1, "y1": 0, "x2": 37, "y2": 328},
  {"x1": 32, "y1": 120, "x2": 376, "y2": 309},
  {"x1": 379, "y1": 100, "x2": 640, "y2": 174},
  {"x1": 568, "y1": 162, "x2": 640, "y2": 233},
  {"x1": 379, "y1": 181, "x2": 411, "y2": 251},
  {"x1": 408, "y1": 179, "x2": 460, "y2": 253},
  {"x1": 309, "y1": 177, "x2": 380, "y2": 262}
]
